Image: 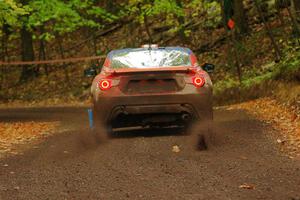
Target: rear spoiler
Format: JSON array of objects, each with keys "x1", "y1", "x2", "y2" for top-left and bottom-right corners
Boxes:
[{"x1": 108, "y1": 67, "x2": 197, "y2": 75}]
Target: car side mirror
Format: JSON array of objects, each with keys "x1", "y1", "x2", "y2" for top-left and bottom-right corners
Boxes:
[
  {"x1": 84, "y1": 67, "x2": 97, "y2": 77},
  {"x1": 202, "y1": 63, "x2": 215, "y2": 73}
]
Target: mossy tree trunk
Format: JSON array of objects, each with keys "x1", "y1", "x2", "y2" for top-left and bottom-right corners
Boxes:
[
  {"x1": 254, "y1": 0, "x2": 282, "y2": 62},
  {"x1": 233, "y1": 0, "x2": 248, "y2": 35},
  {"x1": 176, "y1": 0, "x2": 188, "y2": 43},
  {"x1": 293, "y1": 0, "x2": 300, "y2": 14},
  {"x1": 20, "y1": 26, "x2": 36, "y2": 82},
  {"x1": 19, "y1": 0, "x2": 36, "y2": 82}
]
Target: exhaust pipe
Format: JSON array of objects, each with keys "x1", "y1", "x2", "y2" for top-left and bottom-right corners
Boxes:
[{"x1": 182, "y1": 113, "x2": 191, "y2": 121}]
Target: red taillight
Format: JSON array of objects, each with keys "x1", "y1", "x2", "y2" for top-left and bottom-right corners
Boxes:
[
  {"x1": 99, "y1": 79, "x2": 112, "y2": 90},
  {"x1": 192, "y1": 77, "x2": 205, "y2": 87}
]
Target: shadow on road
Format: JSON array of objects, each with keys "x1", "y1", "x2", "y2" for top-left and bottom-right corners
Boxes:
[{"x1": 110, "y1": 127, "x2": 185, "y2": 138}]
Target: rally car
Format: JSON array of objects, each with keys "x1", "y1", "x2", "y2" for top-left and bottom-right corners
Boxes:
[{"x1": 85, "y1": 45, "x2": 214, "y2": 145}]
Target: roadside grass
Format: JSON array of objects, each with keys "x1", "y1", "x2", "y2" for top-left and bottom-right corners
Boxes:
[{"x1": 213, "y1": 46, "x2": 300, "y2": 111}]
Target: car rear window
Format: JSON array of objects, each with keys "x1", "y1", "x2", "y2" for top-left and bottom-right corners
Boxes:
[{"x1": 110, "y1": 49, "x2": 191, "y2": 69}]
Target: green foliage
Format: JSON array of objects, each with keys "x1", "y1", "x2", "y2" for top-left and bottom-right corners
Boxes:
[
  {"x1": 0, "y1": 0, "x2": 224, "y2": 42},
  {"x1": 126, "y1": 0, "x2": 184, "y2": 23},
  {"x1": 152, "y1": 0, "x2": 184, "y2": 16},
  {"x1": 125, "y1": 0, "x2": 185, "y2": 38},
  {"x1": 0, "y1": 0, "x2": 118, "y2": 41},
  {"x1": 242, "y1": 71, "x2": 274, "y2": 88},
  {"x1": 124, "y1": 0, "x2": 222, "y2": 38},
  {"x1": 27, "y1": 0, "x2": 84, "y2": 34},
  {"x1": 214, "y1": 47, "x2": 300, "y2": 96},
  {"x1": 25, "y1": 0, "x2": 118, "y2": 39},
  {"x1": 188, "y1": 0, "x2": 222, "y2": 28},
  {"x1": 275, "y1": 47, "x2": 300, "y2": 80},
  {"x1": 214, "y1": 77, "x2": 239, "y2": 95},
  {"x1": 0, "y1": 0, "x2": 28, "y2": 27}
]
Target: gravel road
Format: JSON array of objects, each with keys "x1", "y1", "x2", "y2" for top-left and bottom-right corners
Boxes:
[{"x1": 0, "y1": 107, "x2": 299, "y2": 200}]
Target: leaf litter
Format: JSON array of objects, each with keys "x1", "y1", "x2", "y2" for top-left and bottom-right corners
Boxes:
[
  {"x1": 228, "y1": 97, "x2": 300, "y2": 158},
  {"x1": 0, "y1": 121, "x2": 59, "y2": 158}
]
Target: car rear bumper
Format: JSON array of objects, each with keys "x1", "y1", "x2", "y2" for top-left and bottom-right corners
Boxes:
[{"x1": 93, "y1": 91, "x2": 213, "y2": 124}]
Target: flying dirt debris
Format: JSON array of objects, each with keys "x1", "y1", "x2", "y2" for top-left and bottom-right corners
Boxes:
[{"x1": 172, "y1": 145, "x2": 181, "y2": 153}]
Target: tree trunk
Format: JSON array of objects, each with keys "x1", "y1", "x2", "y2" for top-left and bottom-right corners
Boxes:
[
  {"x1": 286, "y1": 4, "x2": 300, "y2": 38},
  {"x1": 38, "y1": 26, "x2": 46, "y2": 61},
  {"x1": 0, "y1": 28, "x2": 5, "y2": 90},
  {"x1": 38, "y1": 26, "x2": 48, "y2": 76},
  {"x1": 275, "y1": 5, "x2": 285, "y2": 27},
  {"x1": 38, "y1": 40, "x2": 46, "y2": 72},
  {"x1": 20, "y1": 26, "x2": 36, "y2": 82},
  {"x1": 137, "y1": 3, "x2": 152, "y2": 44},
  {"x1": 293, "y1": 0, "x2": 300, "y2": 14},
  {"x1": 106, "y1": 0, "x2": 117, "y2": 14},
  {"x1": 220, "y1": 0, "x2": 228, "y2": 30},
  {"x1": 254, "y1": 0, "x2": 282, "y2": 62},
  {"x1": 92, "y1": 32, "x2": 98, "y2": 56},
  {"x1": 229, "y1": 31, "x2": 242, "y2": 84},
  {"x1": 1, "y1": 24, "x2": 10, "y2": 61},
  {"x1": 1, "y1": 24, "x2": 11, "y2": 90},
  {"x1": 292, "y1": 0, "x2": 300, "y2": 29},
  {"x1": 176, "y1": 0, "x2": 188, "y2": 43},
  {"x1": 233, "y1": 0, "x2": 248, "y2": 34},
  {"x1": 57, "y1": 38, "x2": 69, "y2": 82},
  {"x1": 177, "y1": 16, "x2": 187, "y2": 43},
  {"x1": 143, "y1": 14, "x2": 153, "y2": 44},
  {"x1": 19, "y1": 0, "x2": 36, "y2": 82}
]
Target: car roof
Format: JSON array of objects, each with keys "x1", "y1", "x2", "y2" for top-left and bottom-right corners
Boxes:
[{"x1": 107, "y1": 47, "x2": 193, "y2": 59}]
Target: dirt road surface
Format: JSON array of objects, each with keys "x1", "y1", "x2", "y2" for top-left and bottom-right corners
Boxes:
[{"x1": 0, "y1": 107, "x2": 299, "y2": 200}]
